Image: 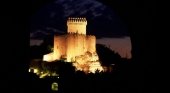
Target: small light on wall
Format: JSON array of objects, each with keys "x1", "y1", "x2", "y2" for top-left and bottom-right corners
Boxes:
[
  {"x1": 51, "y1": 82, "x2": 58, "y2": 91},
  {"x1": 33, "y1": 68, "x2": 38, "y2": 73},
  {"x1": 28, "y1": 69, "x2": 31, "y2": 72}
]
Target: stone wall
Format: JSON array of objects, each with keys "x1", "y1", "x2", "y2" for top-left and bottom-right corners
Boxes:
[
  {"x1": 86, "y1": 35, "x2": 96, "y2": 53},
  {"x1": 67, "y1": 18, "x2": 87, "y2": 35},
  {"x1": 53, "y1": 35, "x2": 66, "y2": 60}
]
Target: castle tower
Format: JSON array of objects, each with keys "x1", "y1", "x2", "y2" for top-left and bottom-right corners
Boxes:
[{"x1": 67, "y1": 17, "x2": 87, "y2": 35}]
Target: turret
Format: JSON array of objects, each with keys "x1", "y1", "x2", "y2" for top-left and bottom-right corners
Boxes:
[{"x1": 67, "y1": 17, "x2": 87, "y2": 35}]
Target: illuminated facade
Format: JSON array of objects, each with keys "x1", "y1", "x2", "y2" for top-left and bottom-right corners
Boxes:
[{"x1": 43, "y1": 17, "x2": 103, "y2": 73}]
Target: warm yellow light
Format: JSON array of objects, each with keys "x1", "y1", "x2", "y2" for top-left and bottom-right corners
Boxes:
[
  {"x1": 33, "y1": 68, "x2": 38, "y2": 73},
  {"x1": 28, "y1": 69, "x2": 31, "y2": 72},
  {"x1": 39, "y1": 73, "x2": 48, "y2": 78},
  {"x1": 43, "y1": 53, "x2": 53, "y2": 62},
  {"x1": 52, "y1": 73, "x2": 57, "y2": 76},
  {"x1": 51, "y1": 82, "x2": 58, "y2": 91}
]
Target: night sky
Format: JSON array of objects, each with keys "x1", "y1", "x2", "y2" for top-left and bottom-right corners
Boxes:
[
  {"x1": 1, "y1": 0, "x2": 155, "y2": 92},
  {"x1": 30, "y1": 0, "x2": 132, "y2": 58}
]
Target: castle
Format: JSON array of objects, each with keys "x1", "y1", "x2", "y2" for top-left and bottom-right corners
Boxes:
[{"x1": 43, "y1": 17, "x2": 103, "y2": 73}]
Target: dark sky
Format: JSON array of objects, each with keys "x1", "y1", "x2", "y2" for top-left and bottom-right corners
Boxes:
[
  {"x1": 30, "y1": 0, "x2": 129, "y2": 38},
  {"x1": 30, "y1": 0, "x2": 132, "y2": 58},
  {"x1": 1, "y1": 0, "x2": 155, "y2": 92}
]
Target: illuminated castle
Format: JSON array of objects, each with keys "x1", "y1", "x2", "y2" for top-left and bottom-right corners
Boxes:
[{"x1": 43, "y1": 17, "x2": 103, "y2": 73}]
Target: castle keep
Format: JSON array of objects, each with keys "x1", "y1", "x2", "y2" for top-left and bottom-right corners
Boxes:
[{"x1": 43, "y1": 17, "x2": 103, "y2": 73}]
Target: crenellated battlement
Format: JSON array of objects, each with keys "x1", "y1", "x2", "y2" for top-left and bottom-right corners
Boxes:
[{"x1": 67, "y1": 17, "x2": 87, "y2": 24}]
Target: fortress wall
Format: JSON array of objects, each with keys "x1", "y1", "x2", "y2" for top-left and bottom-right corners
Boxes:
[
  {"x1": 54, "y1": 35, "x2": 66, "y2": 60},
  {"x1": 66, "y1": 34, "x2": 76, "y2": 62},
  {"x1": 73, "y1": 34, "x2": 78, "y2": 58},
  {"x1": 66, "y1": 34, "x2": 87, "y2": 62},
  {"x1": 59, "y1": 36, "x2": 67, "y2": 56},
  {"x1": 82, "y1": 35, "x2": 87, "y2": 53},
  {"x1": 54, "y1": 36, "x2": 60, "y2": 60},
  {"x1": 86, "y1": 35, "x2": 96, "y2": 53},
  {"x1": 76, "y1": 34, "x2": 87, "y2": 56}
]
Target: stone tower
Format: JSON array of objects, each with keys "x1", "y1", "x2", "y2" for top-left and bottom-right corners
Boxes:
[{"x1": 67, "y1": 17, "x2": 87, "y2": 35}]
